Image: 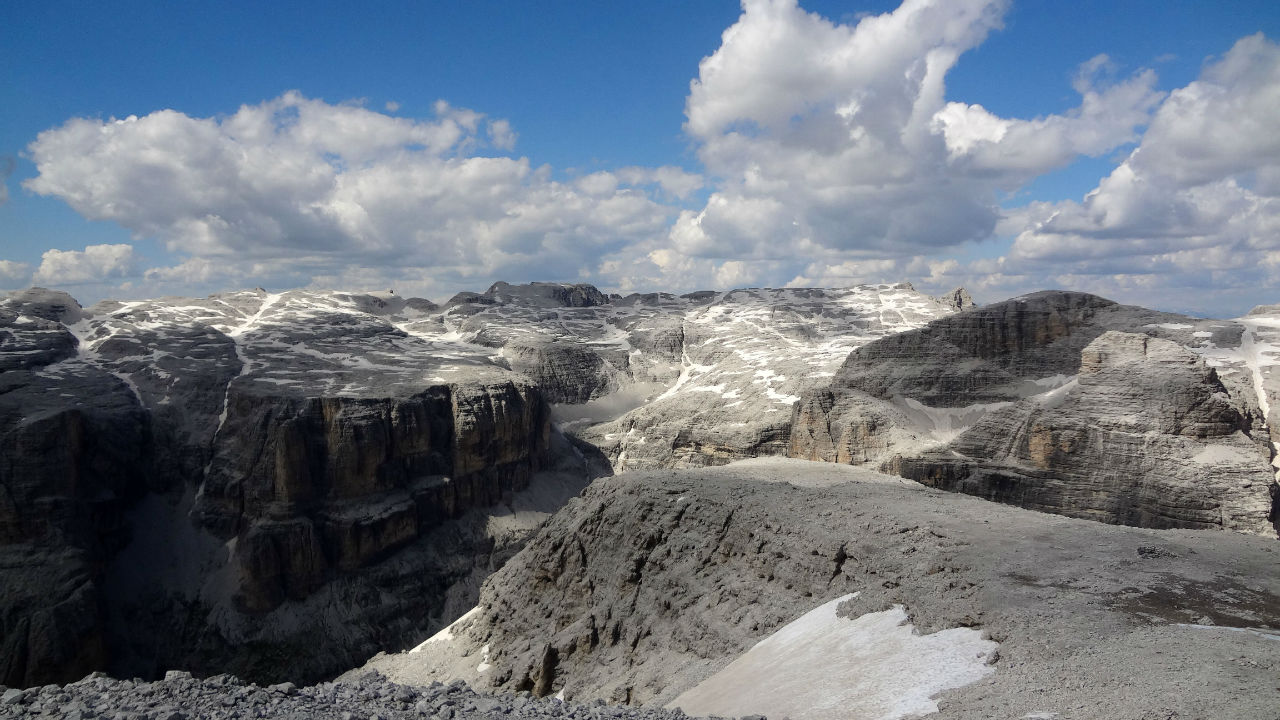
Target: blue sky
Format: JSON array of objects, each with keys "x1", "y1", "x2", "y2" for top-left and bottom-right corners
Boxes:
[{"x1": 2, "y1": 0, "x2": 1279, "y2": 316}]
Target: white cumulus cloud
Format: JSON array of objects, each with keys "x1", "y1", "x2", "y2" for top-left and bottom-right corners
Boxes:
[
  {"x1": 18, "y1": 4, "x2": 1280, "y2": 318},
  {"x1": 1002, "y1": 33, "x2": 1280, "y2": 310},
  {"x1": 657, "y1": 0, "x2": 1163, "y2": 289},
  {"x1": 24, "y1": 92, "x2": 679, "y2": 291},
  {"x1": 32, "y1": 244, "x2": 138, "y2": 286},
  {"x1": 0, "y1": 260, "x2": 32, "y2": 288}
]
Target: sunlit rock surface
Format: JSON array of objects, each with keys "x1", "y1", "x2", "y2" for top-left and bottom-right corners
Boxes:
[{"x1": 792, "y1": 291, "x2": 1280, "y2": 537}]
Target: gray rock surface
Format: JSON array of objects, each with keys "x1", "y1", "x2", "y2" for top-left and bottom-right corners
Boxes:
[
  {"x1": 358, "y1": 281, "x2": 960, "y2": 472},
  {"x1": 930, "y1": 286, "x2": 975, "y2": 311},
  {"x1": 890, "y1": 332, "x2": 1276, "y2": 535},
  {"x1": 0, "y1": 287, "x2": 582, "y2": 688},
  {"x1": 791, "y1": 291, "x2": 1280, "y2": 536},
  {"x1": 0, "y1": 670, "x2": 705, "y2": 720},
  {"x1": 575, "y1": 284, "x2": 961, "y2": 470},
  {"x1": 0, "y1": 290, "x2": 150, "y2": 687},
  {"x1": 6, "y1": 279, "x2": 1280, "y2": 707},
  {"x1": 364, "y1": 459, "x2": 1280, "y2": 719}
]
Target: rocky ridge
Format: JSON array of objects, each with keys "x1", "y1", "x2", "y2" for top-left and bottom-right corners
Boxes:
[
  {"x1": 790, "y1": 291, "x2": 1280, "y2": 536},
  {"x1": 408, "y1": 281, "x2": 968, "y2": 470},
  {"x1": 569, "y1": 284, "x2": 967, "y2": 470},
  {"x1": 5, "y1": 278, "x2": 1280, "y2": 703},
  {"x1": 363, "y1": 459, "x2": 1280, "y2": 719}
]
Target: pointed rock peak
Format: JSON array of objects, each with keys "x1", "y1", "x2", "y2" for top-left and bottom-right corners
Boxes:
[{"x1": 934, "y1": 286, "x2": 975, "y2": 311}]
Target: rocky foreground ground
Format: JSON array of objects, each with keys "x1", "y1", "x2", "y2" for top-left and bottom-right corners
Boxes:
[
  {"x1": 0, "y1": 671, "x2": 720, "y2": 720},
  {"x1": 371, "y1": 459, "x2": 1280, "y2": 719}
]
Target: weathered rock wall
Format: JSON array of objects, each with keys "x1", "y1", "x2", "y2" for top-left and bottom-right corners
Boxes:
[
  {"x1": 792, "y1": 292, "x2": 1280, "y2": 537},
  {"x1": 890, "y1": 332, "x2": 1277, "y2": 535},
  {"x1": 501, "y1": 343, "x2": 620, "y2": 404},
  {"x1": 0, "y1": 288, "x2": 570, "y2": 688},
  {"x1": 0, "y1": 297, "x2": 155, "y2": 687},
  {"x1": 194, "y1": 380, "x2": 552, "y2": 614}
]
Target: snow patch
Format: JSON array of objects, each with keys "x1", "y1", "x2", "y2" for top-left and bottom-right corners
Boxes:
[
  {"x1": 1144, "y1": 323, "x2": 1194, "y2": 330},
  {"x1": 1176, "y1": 624, "x2": 1280, "y2": 642},
  {"x1": 668, "y1": 594, "x2": 997, "y2": 720},
  {"x1": 410, "y1": 606, "x2": 481, "y2": 652}
]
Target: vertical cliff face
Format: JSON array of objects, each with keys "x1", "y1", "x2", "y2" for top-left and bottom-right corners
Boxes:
[
  {"x1": 890, "y1": 332, "x2": 1276, "y2": 535},
  {"x1": 792, "y1": 293, "x2": 1280, "y2": 537},
  {"x1": 194, "y1": 380, "x2": 551, "y2": 614},
  {"x1": 0, "y1": 293, "x2": 152, "y2": 687},
  {"x1": 0, "y1": 288, "x2": 570, "y2": 688}
]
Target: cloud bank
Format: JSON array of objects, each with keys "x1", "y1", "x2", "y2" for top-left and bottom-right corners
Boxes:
[
  {"x1": 7, "y1": 1, "x2": 1280, "y2": 316},
  {"x1": 640, "y1": 0, "x2": 1163, "y2": 292},
  {"x1": 20, "y1": 91, "x2": 695, "y2": 297}
]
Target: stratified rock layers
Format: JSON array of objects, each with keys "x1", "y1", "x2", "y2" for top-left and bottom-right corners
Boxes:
[
  {"x1": 893, "y1": 332, "x2": 1274, "y2": 534},
  {"x1": 364, "y1": 463, "x2": 1280, "y2": 719},
  {"x1": 0, "y1": 288, "x2": 559, "y2": 688},
  {"x1": 792, "y1": 292, "x2": 1279, "y2": 536},
  {"x1": 196, "y1": 381, "x2": 550, "y2": 613}
]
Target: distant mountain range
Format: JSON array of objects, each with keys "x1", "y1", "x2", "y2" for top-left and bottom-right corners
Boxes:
[{"x1": 1, "y1": 281, "x2": 1276, "y2": 701}]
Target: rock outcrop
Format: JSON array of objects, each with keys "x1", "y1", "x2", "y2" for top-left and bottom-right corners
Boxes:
[
  {"x1": 363, "y1": 460, "x2": 1280, "y2": 719},
  {"x1": 0, "y1": 293, "x2": 151, "y2": 687},
  {"x1": 405, "y1": 281, "x2": 965, "y2": 471},
  {"x1": 791, "y1": 291, "x2": 1280, "y2": 536},
  {"x1": 6, "y1": 280, "x2": 1280, "y2": 694},
  {"x1": 0, "y1": 668, "x2": 702, "y2": 720},
  {"x1": 891, "y1": 332, "x2": 1275, "y2": 535},
  {"x1": 0, "y1": 288, "x2": 574, "y2": 688},
  {"x1": 195, "y1": 379, "x2": 550, "y2": 614}
]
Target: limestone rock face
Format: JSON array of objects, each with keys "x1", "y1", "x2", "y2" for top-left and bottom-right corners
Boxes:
[
  {"x1": 7, "y1": 279, "x2": 1280, "y2": 691},
  {"x1": 404, "y1": 282, "x2": 969, "y2": 472},
  {"x1": 932, "y1": 286, "x2": 976, "y2": 311},
  {"x1": 792, "y1": 291, "x2": 1280, "y2": 537},
  {"x1": 578, "y1": 284, "x2": 964, "y2": 471},
  {"x1": 501, "y1": 342, "x2": 620, "y2": 404},
  {"x1": 833, "y1": 291, "x2": 1155, "y2": 406},
  {"x1": 195, "y1": 380, "x2": 551, "y2": 613},
  {"x1": 0, "y1": 295, "x2": 150, "y2": 687},
  {"x1": 481, "y1": 281, "x2": 610, "y2": 308},
  {"x1": 0, "y1": 287, "x2": 568, "y2": 688},
  {"x1": 365, "y1": 462, "x2": 1280, "y2": 718},
  {"x1": 891, "y1": 332, "x2": 1275, "y2": 535},
  {"x1": 789, "y1": 388, "x2": 926, "y2": 466}
]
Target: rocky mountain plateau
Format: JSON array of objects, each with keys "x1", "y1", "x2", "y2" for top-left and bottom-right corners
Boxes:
[{"x1": 1, "y1": 280, "x2": 1277, "y2": 718}]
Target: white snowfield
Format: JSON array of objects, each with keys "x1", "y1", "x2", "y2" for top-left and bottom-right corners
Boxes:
[
  {"x1": 584, "y1": 283, "x2": 966, "y2": 469},
  {"x1": 668, "y1": 593, "x2": 997, "y2": 720},
  {"x1": 410, "y1": 606, "x2": 482, "y2": 652}
]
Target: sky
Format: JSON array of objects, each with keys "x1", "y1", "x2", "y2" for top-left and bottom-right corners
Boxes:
[{"x1": 2, "y1": 0, "x2": 1279, "y2": 317}]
